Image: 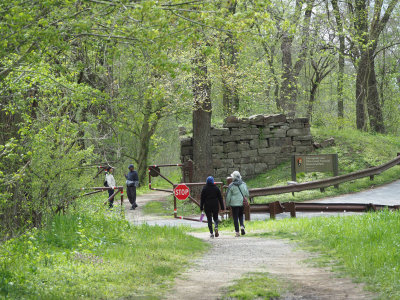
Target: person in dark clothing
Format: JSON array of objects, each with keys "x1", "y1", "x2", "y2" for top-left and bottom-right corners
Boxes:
[
  {"x1": 200, "y1": 176, "x2": 225, "y2": 238},
  {"x1": 125, "y1": 164, "x2": 139, "y2": 210}
]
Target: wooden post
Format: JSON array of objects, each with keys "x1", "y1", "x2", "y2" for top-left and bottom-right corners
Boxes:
[
  {"x1": 173, "y1": 195, "x2": 177, "y2": 218},
  {"x1": 333, "y1": 153, "x2": 339, "y2": 188},
  {"x1": 245, "y1": 205, "x2": 250, "y2": 221},
  {"x1": 291, "y1": 155, "x2": 296, "y2": 182}
]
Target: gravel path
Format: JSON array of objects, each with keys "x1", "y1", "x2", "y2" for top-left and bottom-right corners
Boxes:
[
  {"x1": 123, "y1": 184, "x2": 396, "y2": 299},
  {"x1": 165, "y1": 233, "x2": 374, "y2": 300}
]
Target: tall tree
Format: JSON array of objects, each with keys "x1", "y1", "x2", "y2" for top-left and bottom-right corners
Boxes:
[{"x1": 352, "y1": 0, "x2": 399, "y2": 132}]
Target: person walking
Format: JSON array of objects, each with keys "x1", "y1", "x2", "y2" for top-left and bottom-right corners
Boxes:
[
  {"x1": 226, "y1": 171, "x2": 249, "y2": 237},
  {"x1": 105, "y1": 166, "x2": 116, "y2": 208},
  {"x1": 200, "y1": 176, "x2": 225, "y2": 238},
  {"x1": 125, "y1": 164, "x2": 139, "y2": 210}
]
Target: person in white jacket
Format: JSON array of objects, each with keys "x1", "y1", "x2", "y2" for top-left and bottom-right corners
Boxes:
[{"x1": 105, "y1": 166, "x2": 116, "y2": 208}]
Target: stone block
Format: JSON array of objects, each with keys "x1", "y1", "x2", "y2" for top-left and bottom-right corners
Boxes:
[
  {"x1": 258, "y1": 140, "x2": 269, "y2": 148},
  {"x1": 292, "y1": 135, "x2": 313, "y2": 141},
  {"x1": 262, "y1": 127, "x2": 271, "y2": 135},
  {"x1": 221, "y1": 159, "x2": 234, "y2": 166},
  {"x1": 230, "y1": 128, "x2": 242, "y2": 136},
  {"x1": 269, "y1": 137, "x2": 291, "y2": 147},
  {"x1": 321, "y1": 137, "x2": 335, "y2": 148},
  {"x1": 240, "y1": 164, "x2": 255, "y2": 177},
  {"x1": 240, "y1": 134, "x2": 258, "y2": 141},
  {"x1": 212, "y1": 136, "x2": 223, "y2": 143},
  {"x1": 301, "y1": 140, "x2": 312, "y2": 146},
  {"x1": 222, "y1": 135, "x2": 238, "y2": 142},
  {"x1": 270, "y1": 128, "x2": 287, "y2": 138},
  {"x1": 269, "y1": 122, "x2": 287, "y2": 127},
  {"x1": 249, "y1": 139, "x2": 259, "y2": 149},
  {"x1": 181, "y1": 146, "x2": 193, "y2": 156},
  {"x1": 212, "y1": 145, "x2": 223, "y2": 154},
  {"x1": 224, "y1": 142, "x2": 238, "y2": 153},
  {"x1": 287, "y1": 128, "x2": 311, "y2": 137},
  {"x1": 281, "y1": 146, "x2": 295, "y2": 153},
  {"x1": 260, "y1": 155, "x2": 277, "y2": 165},
  {"x1": 213, "y1": 159, "x2": 223, "y2": 169},
  {"x1": 223, "y1": 123, "x2": 241, "y2": 128},
  {"x1": 289, "y1": 122, "x2": 305, "y2": 129},
  {"x1": 258, "y1": 147, "x2": 281, "y2": 154},
  {"x1": 264, "y1": 114, "x2": 286, "y2": 124},
  {"x1": 211, "y1": 128, "x2": 229, "y2": 136},
  {"x1": 228, "y1": 151, "x2": 242, "y2": 159},
  {"x1": 255, "y1": 163, "x2": 268, "y2": 174},
  {"x1": 249, "y1": 114, "x2": 265, "y2": 125},
  {"x1": 294, "y1": 117, "x2": 309, "y2": 124},
  {"x1": 224, "y1": 115, "x2": 240, "y2": 124},
  {"x1": 296, "y1": 145, "x2": 314, "y2": 153},
  {"x1": 180, "y1": 137, "x2": 192, "y2": 147},
  {"x1": 241, "y1": 149, "x2": 258, "y2": 158},
  {"x1": 237, "y1": 142, "x2": 250, "y2": 151}
]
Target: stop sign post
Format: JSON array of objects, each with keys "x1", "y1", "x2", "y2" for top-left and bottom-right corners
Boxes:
[{"x1": 174, "y1": 184, "x2": 190, "y2": 200}]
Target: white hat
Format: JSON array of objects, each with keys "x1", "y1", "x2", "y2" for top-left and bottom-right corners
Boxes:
[{"x1": 231, "y1": 171, "x2": 241, "y2": 180}]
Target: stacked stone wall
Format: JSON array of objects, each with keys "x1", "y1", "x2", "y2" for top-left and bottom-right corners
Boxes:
[{"x1": 180, "y1": 114, "x2": 313, "y2": 180}]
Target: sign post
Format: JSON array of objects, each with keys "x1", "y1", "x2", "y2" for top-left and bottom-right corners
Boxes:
[
  {"x1": 291, "y1": 154, "x2": 339, "y2": 187},
  {"x1": 174, "y1": 184, "x2": 190, "y2": 201}
]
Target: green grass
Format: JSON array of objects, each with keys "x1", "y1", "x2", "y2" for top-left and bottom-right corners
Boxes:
[
  {"x1": 223, "y1": 272, "x2": 281, "y2": 300},
  {"x1": 0, "y1": 195, "x2": 207, "y2": 299},
  {"x1": 223, "y1": 211, "x2": 400, "y2": 299},
  {"x1": 246, "y1": 127, "x2": 400, "y2": 203}
]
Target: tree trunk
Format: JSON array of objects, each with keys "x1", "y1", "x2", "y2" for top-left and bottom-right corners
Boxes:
[
  {"x1": 192, "y1": 49, "x2": 213, "y2": 188},
  {"x1": 331, "y1": 0, "x2": 344, "y2": 126},
  {"x1": 356, "y1": 50, "x2": 385, "y2": 133}
]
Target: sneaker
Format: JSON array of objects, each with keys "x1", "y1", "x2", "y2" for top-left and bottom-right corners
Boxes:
[
  {"x1": 235, "y1": 232, "x2": 240, "y2": 237},
  {"x1": 241, "y1": 226, "x2": 246, "y2": 236},
  {"x1": 130, "y1": 206, "x2": 136, "y2": 210},
  {"x1": 215, "y1": 229, "x2": 219, "y2": 237},
  {"x1": 210, "y1": 234, "x2": 214, "y2": 239}
]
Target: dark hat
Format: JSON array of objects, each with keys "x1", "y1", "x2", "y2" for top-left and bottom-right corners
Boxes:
[{"x1": 128, "y1": 164, "x2": 134, "y2": 169}]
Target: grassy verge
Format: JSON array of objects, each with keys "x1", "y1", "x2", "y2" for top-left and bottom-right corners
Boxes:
[
  {"x1": 219, "y1": 211, "x2": 400, "y2": 299},
  {"x1": 223, "y1": 272, "x2": 281, "y2": 300},
  {"x1": 0, "y1": 195, "x2": 207, "y2": 299},
  {"x1": 246, "y1": 127, "x2": 400, "y2": 203}
]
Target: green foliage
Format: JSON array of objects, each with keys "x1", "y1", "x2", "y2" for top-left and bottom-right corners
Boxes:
[
  {"x1": 223, "y1": 272, "x2": 281, "y2": 300},
  {"x1": 0, "y1": 195, "x2": 207, "y2": 299},
  {"x1": 246, "y1": 127, "x2": 400, "y2": 203},
  {"x1": 245, "y1": 211, "x2": 400, "y2": 299}
]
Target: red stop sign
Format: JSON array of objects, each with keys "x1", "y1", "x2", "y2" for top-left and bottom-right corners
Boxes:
[{"x1": 174, "y1": 184, "x2": 190, "y2": 200}]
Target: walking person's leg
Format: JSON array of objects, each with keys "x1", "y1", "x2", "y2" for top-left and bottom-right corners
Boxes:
[
  {"x1": 212, "y1": 210, "x2": 219, "y2": 237},
  {"x1": 108, "y1": 189, "x2": 114, "y2": 208},
  {"x1": 205, "y1": 210, "x2": 214, "y2": 237},
  {"x1": 231, "y1": 206, "x2": 240, "y2": 236},
  {"x1": 132, "y1": 187, "x2": 137, "y2": 207},
  {"x1": 238, "y1": 206, "x2": 245, "y2": 235},
  {"x1": 127, "y1": 186, "x2": 135, "y2": 209}
]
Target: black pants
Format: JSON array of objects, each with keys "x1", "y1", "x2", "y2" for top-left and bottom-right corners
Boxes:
[
  {"x1": 108, "y1": 189, "x2": 114, "y2": 208},
  {"x1": 127, "y1": 186, "x2": 137, "y2": 206},
  {"x1": 231, "y1": 206, "x2": 244, "y2": 233},
  {"x1": 205, "y1": 209, "x2": 219, "y2": 234}
]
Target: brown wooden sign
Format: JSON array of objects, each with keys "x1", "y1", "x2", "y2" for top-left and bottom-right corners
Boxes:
[{"x1": 291, "y1": 154, "x2": 338, "y2": 181}]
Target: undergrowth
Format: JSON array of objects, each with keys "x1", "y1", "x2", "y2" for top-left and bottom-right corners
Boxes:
[{"x1": 0, "y1": 195, "x2": 206, "y2": 299}]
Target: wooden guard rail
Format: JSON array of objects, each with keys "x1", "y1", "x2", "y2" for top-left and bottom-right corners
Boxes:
[{"x1": 249, "y1": 154, "x2": 400, "y2": 200}]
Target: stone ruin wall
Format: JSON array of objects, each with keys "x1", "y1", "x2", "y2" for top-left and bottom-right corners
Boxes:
[{"x1": 180, "y1": 114, "x2": 314, "y2": 181}]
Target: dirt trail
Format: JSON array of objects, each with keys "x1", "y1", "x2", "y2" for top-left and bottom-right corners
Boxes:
[{"x1": 125, "y1": 192, "x2": 375, "y2": 299}]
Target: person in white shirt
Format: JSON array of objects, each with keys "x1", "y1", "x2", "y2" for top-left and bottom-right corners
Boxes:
[{"x1": 105, "y1": 166, "x2": 116, "y2": 208}]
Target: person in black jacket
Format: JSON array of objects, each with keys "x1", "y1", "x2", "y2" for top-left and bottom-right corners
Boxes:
[
  {"x1": 200, "y1": 176, "x2": 225, "y2": 238},
  {"x1": 125, "y1": 164, "x2": 139, "y2": 210}
]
